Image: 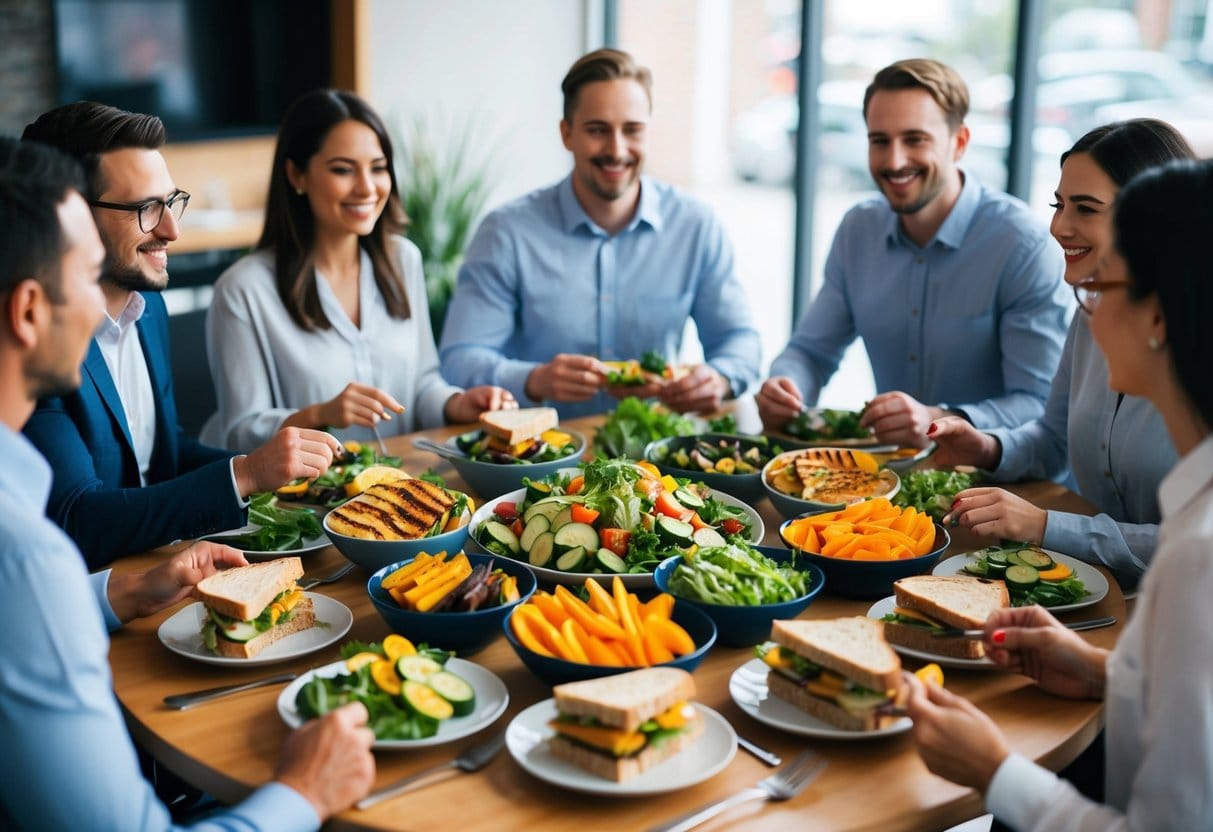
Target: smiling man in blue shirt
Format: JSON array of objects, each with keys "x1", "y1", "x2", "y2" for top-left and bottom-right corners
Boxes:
[
  {"x1": 440, "y1": 48, "x2": 761, "y2": 419},
  {"x1": 757, "y1": 59, "x2": 1071, "y2": 447}
]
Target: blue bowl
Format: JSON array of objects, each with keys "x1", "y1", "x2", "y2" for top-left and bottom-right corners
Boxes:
[
  {"x1": 367, "y1": 552, "x2": 537, "y2": 655},
  {"x1": 652, "y1": 545, "x2": 826, "y2": 646},
  {"x1": 760, "y1": 448, "x2": 902, "y2": 520},
  {"x1": 778, "y1": 515, "x2": 950, "y2": 599},
  {"x1": 435, "y1": 429, "x2": 586, "y2": 501},
  {"x1": 324, "y1": 505, "x2": 471, "y2": 573},
  {"x1": 643, "y1": 433, "x2": 799, "y2": 502},
  {"x1": 502, "y1": 600, "x2": 717, "y2": 686}
]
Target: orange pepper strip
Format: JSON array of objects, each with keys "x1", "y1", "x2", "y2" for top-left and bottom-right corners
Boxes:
[
  {"x1": 584, "y1": 578, "x2": 619, "y2": 621},
  {"x1": 511, "y1": 610, "x2": 556, "y2": 658},
  {"x1": 645, "y1": 615, "x2": 695, "y2": 655},
  {"x1": 613, "y1": 576, "x2": 638, "y2": 635},
  {"x1": 560, "y1": 618, "x2": 590, "y2": 664},
  {"x1": 554, "y1": 585, "x2": 627, "y2": 640}
]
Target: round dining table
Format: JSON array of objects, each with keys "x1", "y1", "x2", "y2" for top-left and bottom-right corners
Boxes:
[{"x1": 109, "y1": 415, "x2": 1122, "y2": 832}]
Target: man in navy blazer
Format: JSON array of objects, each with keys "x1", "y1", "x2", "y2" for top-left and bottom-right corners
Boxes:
[{"x1": 22, "y1": 102, "x2": 344, "y2": 568}]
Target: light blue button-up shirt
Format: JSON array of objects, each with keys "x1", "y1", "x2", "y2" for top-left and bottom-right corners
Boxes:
[
  {"x1": 439, "y1": 175, "x2": 762, "y2": 419},
  {"x1": 770, "y1": 176, "x2": 1071, "y2": 429},
  {"x1": 0, "y1": 424, "x2": 319, "y2": 830}
]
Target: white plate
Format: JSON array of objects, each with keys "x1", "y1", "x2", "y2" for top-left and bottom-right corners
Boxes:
[
  {"x1": 506, "y1": 699, "x2": 736, "y2": 795},
  {"x1": 729, "y1": 658, "x2": 911, "y2": 740},
  {"x1": 278, "y1": 658, "x2": 509, "y2": 749},
  {"x1": 932, "y1": 549, "x2": 1109, "y2": 613},
  {"x1": 202, "y1": 523, "x2": 332, "y2": 561},
  {"x1": 157, "y1": 593, "x2": 352, "y2": 666},
  {"x1": 865, "y1": 596, "x2": 998, "y2": 670}
]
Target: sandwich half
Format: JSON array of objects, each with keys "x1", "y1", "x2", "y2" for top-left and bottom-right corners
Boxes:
[
  {"x1": 882, "y1": 575, "x2": 1010, "y2": 659},
  {"x1": 479, "y1": 406, "x2": 559, "y2": 447},
  {"x1": 547, "y1": 667, "x2": 703, "y2": 782},
  {"x1": 194, "y1": 557, "x2": 315, "y2": 659},
  {"x1": 760, "y1": 617, "x2": 903, "y2": 731}
]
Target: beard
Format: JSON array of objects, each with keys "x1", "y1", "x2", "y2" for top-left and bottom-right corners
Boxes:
[
  {"x1": 876, "y1": 168, "x2": 946, "y2": 216},
  {"x1": 585, "y1": 155, "x2": 639, "y2": 201},
  {"x1": 102, "y1": 255, "x2": 168, "y2": 293}
]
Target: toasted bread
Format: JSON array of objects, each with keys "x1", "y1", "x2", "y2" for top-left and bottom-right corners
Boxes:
[
  {"x1": 552, "y1": 667, "x2": 696, "y2": 733},
  {"x1": 479, "y1": 407, "x2": 559, "y2": 445},
  {"x1": 327, "y1": 480, "x2": 457, "y2": 541},
  {"x1": 770, "y1": 617, "x2": 901, "y2": 694},
  {"x1": 892, "y1": 575, "x2": 1009, "y2": 630},
  {"x1": 209, "y1": 598, "x2": 316, "y2": 659},
  {"x1": 548, "y1": 709, "x2": 703, "y2": 781},
  {"x1": 193, "y1": 557, "x2": 304, "y2": 622}
]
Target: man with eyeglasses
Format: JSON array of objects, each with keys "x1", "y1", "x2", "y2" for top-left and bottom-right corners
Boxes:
[{"x1": 21, "y1": 102, "x2": 345, "y2": 568}]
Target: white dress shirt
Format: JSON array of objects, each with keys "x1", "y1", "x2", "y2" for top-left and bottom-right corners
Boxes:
[
  {"x1": 94, "y1": 292, "x2": 155, "y2": 484},
  {"x1": 985, "y1": 433, "x2": 1213, "y2": 830}
]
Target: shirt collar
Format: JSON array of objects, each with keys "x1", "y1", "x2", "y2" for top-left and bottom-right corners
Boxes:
[
  {"x1": 884, "y1": 172, "x2": 979, "y2": 251},
  {"x1": 1158, "y1": 433, "x2": 1213, "y2": 519},
  {"x1": 557, "y1": 174, "x2": 662, "y2": 236},
  {"x1": 96, "y1": 291, "x2": 147, "y2": 342}
]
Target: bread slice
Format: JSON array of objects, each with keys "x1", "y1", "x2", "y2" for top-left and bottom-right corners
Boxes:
[
  {"x1": 193, "y1": 557, "x2": 304, "y2": 621},
  {"x1": 479, "y1": 407, "x2": 558, "y2": 444},
  {"x1": 766, "y1": 671, "x2": 891, "y2": 731},
  {"x1": 327, "y1": 480, "x2": 456, "y2": 541},
  {"x1": 892, "y1": 575, "x2": 1010, "y2": 630},
  {"x1": 770, "y1": 617, "x2": 901, "y2": 694},
  {"x1": 552, "y1": 667, "x2": 696, "y2": 733},
  {"x1": 882, "y1": 619, "x2": 987, "y2": 659},
  {"x1": 210, "y1": 597, "x2": 316, "y2": 659},
  {"x1": 548, "y1": 708, "x2": 703, "y2": 782}
]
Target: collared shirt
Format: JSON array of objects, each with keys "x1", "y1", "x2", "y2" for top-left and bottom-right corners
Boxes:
[
  {"x1": 986, "y1": 314, "x2": 1175, "y2": 586},
  {"x1": 769, "y1": 176, "x2": 1071, "y2": 429},
  {"x1": 0, "y1": 423, "x2": 318, "y2": 830},
  {"x1": 202, "y1": 238, "x2": 460, "y2": 452},
  {"x1": 986, "y1": 434, "x2": 1213, "y2": 831},
  {"x1": 94, "y1": 291, "x2": 156, "y2": 483},
  {"x1": 439, "y1": 175, "x2": 762, "y2": 419}
]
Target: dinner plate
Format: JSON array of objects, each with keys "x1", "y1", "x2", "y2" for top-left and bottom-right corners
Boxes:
[
  {"x1": 202, "y1": 523, "x2": 332, "y2": 561},
  {"x1": 932, "y1": 550, "x2": 1109, "y2": 613},
  {"x1": 157, "y1": 593, "x2": 352, "y2": 667},
  {"x1": 506, "y1": 699, "x2": 737, "y2": 795},
  {"x1": 865, "y1": 596, "x2": 998, "y2": 670},
  {"x1": 278, "y1": 658, "x2": 509, "y2": 750},
  {"x1": 729, "y1": 658, "x2": 911, "y2": 740}
]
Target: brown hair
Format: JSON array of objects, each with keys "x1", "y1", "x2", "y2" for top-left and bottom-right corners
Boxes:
[
  {"x1": 863, "y1": 59, "x2": 969, "y2": 131},
  {"x1": 259, "y1": 88, "x2": 409, "y2": 331},
  {"x1": 561, "y1": 48, "x2": 653, "y2": 122}
]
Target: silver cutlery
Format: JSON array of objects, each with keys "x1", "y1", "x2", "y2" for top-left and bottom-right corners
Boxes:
[
  {"x1": 737, "y1": 735, "x2": 781, "y2": 767},
  {"x1": 931, "y1": 615, "x2": 1117, "y2": 639},
  {"x1": 163, "y1": 672, "x2": 297, "y2": 710},
  {"x1": 412, "y1": 436, "x2": 468, "y2": 462},
  {"x1": 297, "y1": 561, "x2": 354, "y2": 591},
  {"x1": 648, "y1": 748, "x2": 827, "y2": 832},
  {"x1": 370, "y1": 423, "x2": 390, "y2": 457},
  {"x1": 357, "y1": 729, "x2": 506, "y2": 809}
]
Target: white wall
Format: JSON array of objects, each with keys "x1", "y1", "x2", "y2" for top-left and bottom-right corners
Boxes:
[{"x1": 368, "y1": 0, "x2": 594, "y2": 210}]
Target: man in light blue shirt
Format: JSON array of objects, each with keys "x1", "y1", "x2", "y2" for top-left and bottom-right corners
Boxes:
[
  {"x1": 440, "y1": 48, "x2": 761, "y2": 419},
  {"x1": 758, "y1": 59, "x2": 1070, "y2": 446},
  {"x1": 0, "y1": 137, "x2": 375, "y2": 830}
]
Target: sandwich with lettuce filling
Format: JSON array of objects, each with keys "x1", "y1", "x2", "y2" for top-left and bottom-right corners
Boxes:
[
  {"x1": 881, "y1": 575, "x2": 1009, "y2": 659},
  {"x1": 194, "y1": 557, "x2": 315, "y2": 659}
]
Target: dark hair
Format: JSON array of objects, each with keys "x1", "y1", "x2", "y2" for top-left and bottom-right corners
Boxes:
[
  {"x1": 0, "y1": 136, "x2": 86, "y2": 302},
  {"x1": 22, "y1": 101, "x2": 165, "y2": 200},
  {"x1": 1114, "y1": 158, "x2": 1213, "y2": 430},
  {"x1": 561, "y1": 48, "x2": 653, "y2": 123},
  {"x1": 259, "y1": 89, "x2": 409, "y2": 331},
  {"x1": 863, "y1": 59, "x2": 968, "y2": 130},
  {"x1": 1061, "y1": 119, "x2": 1196, "y2": 185}
]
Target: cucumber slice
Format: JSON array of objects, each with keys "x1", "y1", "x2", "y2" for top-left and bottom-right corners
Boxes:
[
  {"x1": 963, "y1": 560, "x2": 988, "y2": 576},
  {"x1": 525, "y1": 480, "x2": 554, "y2": 504},
  {"x1": 401, "y1": 679, "x2": 454, "y2": 721},
  {"x1": 481, "y1": 521, "x2": 520, "y2": 555},
  {"x1": 691, "y1": 527, "x2": 727, "y2": 549},
  {"x1": 656, "y1": 516, "x2": 694, "y2": 546},
  {"x1": 595, "y1": 547, "x2": 627, "y2": 574},
  {"x1": 529, "y1": 531, "x2": 556, "y2": 567},
  {"x1": 550, "y1": 506, "x2": 574, "y2": 532},
  {"x1": 1016, "y1": 548, "x2": 1055, "y2": 570},
  {"x1": 519, "y1": 515, "x2": 550, "y2": 553},
  {"x1": 215, "y1": 617, "x2": 258, "y2": 643},
  {"x1": 1004, "y1": 551, "x2": 1030, "y2": 568},
  {"x1": 673, "y1": 488, "x2": 705, "y2": 509},
  {"x1": 1004, "y1": 564, "x2": 1040, "y2": 590},
  {"x1": 523, "y1": 498, "x2": 566, "y2": 525},
  {"x1": 985, "y1": 559, "x2": 1008, "y2": 578},
  {"x1": 986, "y1": 551, "x2": 1009, "y2": 566},
  {"x1": 397, "y1": 654, "x2": 444, "y2": 683},
  {"x1": 553, "y1": 522, "x2": 599, "y2": 554},
  {"x1": 555, "y1": 545, "x2": 587, "y2": 572},
  {"x1": 426, "y1": 670, "x2": 476, "y2": 716}
]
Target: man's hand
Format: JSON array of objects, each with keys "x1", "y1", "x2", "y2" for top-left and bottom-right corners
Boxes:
[
  {"x1": 859, "y1": 391, "x2": 944, "y2": 448},
  {"x1": 232, "y1": 427, "x2": 344, "y2": 497},
  {"x1": 981, "y1": 606, "x2": 1108, "y2": 699},
  {"x1": 927, "y1": 416, "x2": 1001, "y2": 469},
  {"x1": 657, "y1": 364, "x2": 729, "y2": 413},
  {"x1": 444, "y1": 385, "x2": 518, "y2": 424},
  {"x1": 107, "y1": 541, "x2": 247, "y2": 624},
  {"x1": 755, "y1": 376, "x2": 804, "y2": 429},
  {"x1": 525, "y1": 354, "x2": 606, "y2": 402},
  {"x1": 941, "y1": 486, "x2": 1048, "y2": 543},
  {"x1": 275, "y1": 702, "x2": 376, "y2": 820},
  {"x1": 904, "y1": 672, "x2": 1010, "y2": 792}
]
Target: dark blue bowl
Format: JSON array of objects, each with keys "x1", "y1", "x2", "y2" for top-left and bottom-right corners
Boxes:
[
  {"x1": 643, "y1": 433, "x2": 796, "y2": 502},
  {"x1": 652, "y1": 545, "x2": 826, "y2": 646},
  {"x1": 438, "y1": 429, "x2": 586, "y2": 501},
  {"x1": 778, "y1": 515, "x2": 950, "y2": 599},
  {"x1": 367, "y1": 552, "x2": 537, "y2": 655},
  {"x1": 502, "y1": 599, "x2": 717, "y2": 686}
]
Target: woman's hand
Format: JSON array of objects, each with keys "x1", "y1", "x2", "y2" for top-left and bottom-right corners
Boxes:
[
  {"x1": 904, "y1": 672, "x2": 1010, "y2": 792},
  {"x1": 941, "y1": 486, "x2": 1048, "y2": 543},
  {"x1": 982, "y1": 606, "x2": 1108, "y2": 699},
  {"x1": 298, "y1": 382, "x2": 404, "y2": 430},
  {"x1": 927, "y1": 416, "x2": 1001, "y2": 469},
  {"x1": 444, "y1": 386, "x2": 517, "y2": 424}
]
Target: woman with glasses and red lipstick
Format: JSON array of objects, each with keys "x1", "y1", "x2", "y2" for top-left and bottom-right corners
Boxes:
[
  {"x1": 904, "y1": 157, "x2": 1213, "y2": 832},
  {"x1": 927, "y1": 120, "x2": 1194, "y2": 588}
]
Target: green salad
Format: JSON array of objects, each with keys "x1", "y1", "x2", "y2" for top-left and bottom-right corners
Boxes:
[
  {"x1": 667, "y1": 542, "x2": 811, "y2": 605},
  {"x1": 893, "y1": 469, "x2": 979, "y2": 520}
]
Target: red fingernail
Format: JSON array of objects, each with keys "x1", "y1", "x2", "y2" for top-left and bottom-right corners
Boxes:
[
  {"x1": 992, "y1": 630, "x2": 1006, "y2": 645},
  {"x1": 926, "y1": 423, "x2": 938, "y2": 436}
]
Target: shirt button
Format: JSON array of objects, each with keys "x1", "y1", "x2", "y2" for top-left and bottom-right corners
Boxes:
[
  {"x1": 1100, "y1": 443, "x2": 1107, "y2": 450},
  {"x1": 911, "y1": 308, "x2": 920, "y2": 316},
  {"x1": 908, "y1": 354, "x2": 918, "y2": 363}
]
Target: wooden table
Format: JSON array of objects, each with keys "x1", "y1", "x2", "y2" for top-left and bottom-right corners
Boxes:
[{"x1": 110, "y1": 417, "x2": 1121, "y2": 832}]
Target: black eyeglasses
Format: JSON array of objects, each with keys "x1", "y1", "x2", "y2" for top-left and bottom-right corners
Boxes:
[
  {"x1": 89, "y1": 189, "x2": 190, "y2": 233},
  {"x1": 1073, "y1": 279, "x2": 1132, "y2": 314}
]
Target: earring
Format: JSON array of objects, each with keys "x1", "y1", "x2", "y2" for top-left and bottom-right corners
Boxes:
[
  {"x1": 295, "y1": 187, "x2": 305, "y2": 196},
  {"x1": 1147, "y1": 335, "x2": 1162, "y2": 351}
]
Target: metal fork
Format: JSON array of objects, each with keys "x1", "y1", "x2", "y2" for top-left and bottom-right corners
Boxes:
[
  {"x1": 298, "y1": 561, "x2": 354, "y2": 591},
  {"x1": 648, "y1": 749, "x2": 827, "y2": 832},
  {"x1": 357, "y1": 730, "x2": 506, "y2": 809}
]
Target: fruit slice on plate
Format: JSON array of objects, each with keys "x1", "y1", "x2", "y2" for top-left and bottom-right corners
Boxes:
[{"x1": 345, "y1": 465, "x2": 411, "y2": 497}]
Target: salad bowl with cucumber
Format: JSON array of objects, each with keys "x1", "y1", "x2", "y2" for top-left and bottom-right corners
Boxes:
[
  {"x1": 644, "y1": 433, "x2": 802, "y2": 502},
  {"x1": 466, "y1": 459, "x2": 763, "y2": 588},
  {"x1": 933, "y1": 545, "x2": 1109, "y2": 612}
]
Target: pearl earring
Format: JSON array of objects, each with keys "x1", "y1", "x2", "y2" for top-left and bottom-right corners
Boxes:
[
  {"x1": 295, "y1": 187, "x2": 305, "y2": 196},
  {"x1": 1147, "y1": 335, "x2": 1162, "y2": 351}
]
